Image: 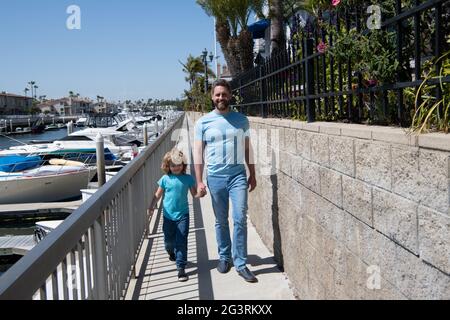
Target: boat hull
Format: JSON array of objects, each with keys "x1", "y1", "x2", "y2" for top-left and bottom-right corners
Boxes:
[{"x1": 0, "y1": 168, "x2": 96, "y2": 204}]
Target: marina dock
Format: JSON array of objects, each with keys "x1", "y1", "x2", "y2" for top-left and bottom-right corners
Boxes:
[
  {"x1": 0, "y1": 200, "x2": 82, "y2": 224},
  {"x1": 0, "y1": 235, "x2": 35, "y2": 256}
]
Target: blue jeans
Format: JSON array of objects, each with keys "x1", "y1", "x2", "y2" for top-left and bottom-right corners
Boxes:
[
  {"x1": 207, "y1": 171, "x2": 248, "y2": 271},
  {"x1": 163, "y1": 214, "x2": 189, "y2": 270}
]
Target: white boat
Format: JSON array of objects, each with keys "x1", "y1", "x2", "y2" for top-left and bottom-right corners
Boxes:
[
  {"x1": 75, "y1": 117, "x2": 87, "y2": 127},
  {"x1": 0, "y1": 136, "x2": 129, "y2": 161},
  {"x1": 0, "y1": 159, "x2": 96, "y2": 204}
]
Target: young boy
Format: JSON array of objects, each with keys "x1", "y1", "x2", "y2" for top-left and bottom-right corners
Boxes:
[{"x1": 151, "y1": 148, "x2": 199, "y2": 282}]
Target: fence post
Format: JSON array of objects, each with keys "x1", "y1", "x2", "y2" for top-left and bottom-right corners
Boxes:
[
  {"x1": 259, "y1": 65, "x2": 267, "y2": 118},
  {"x1": 305, "y1": 38, "x2": 316, "y2": 123}
]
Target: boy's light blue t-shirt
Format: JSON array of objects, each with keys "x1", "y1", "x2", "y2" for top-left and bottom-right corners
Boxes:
[
  {"x1": 158, "y1": 174, "x2": 195, "y2": 221},
  {"x1": 194, "y1": 110, "x2": 250, "y2": 177}
]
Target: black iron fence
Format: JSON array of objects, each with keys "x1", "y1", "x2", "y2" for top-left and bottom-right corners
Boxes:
[{"x1": 230, "y1": 0, "x2": 449, "y2": 126}]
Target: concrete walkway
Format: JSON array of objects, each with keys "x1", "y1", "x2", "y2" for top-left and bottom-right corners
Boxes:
[
  {"x1": 126, "y1": 188, "x2": 295, "y2": 300},
  {"x1": 125, "y1": 116, "x2": 295, "y2": 300}
]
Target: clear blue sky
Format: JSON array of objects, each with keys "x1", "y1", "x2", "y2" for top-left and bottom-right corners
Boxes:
[{"x1": 0, "y1": 0, "x2": 221, "y2": 102}]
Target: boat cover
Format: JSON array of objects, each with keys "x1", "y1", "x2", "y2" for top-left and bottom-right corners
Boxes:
[{"x1": 0, "y1": 155, "x2": 42, "y2": 172}]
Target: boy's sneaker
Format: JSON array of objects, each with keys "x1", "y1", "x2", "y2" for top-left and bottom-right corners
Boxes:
[
  {"x1": 178, "y1": 269, "x2": 188, "y2": 282},
  {"x1": 167, "y1": 250, "x2": 175, "y2": 262}
]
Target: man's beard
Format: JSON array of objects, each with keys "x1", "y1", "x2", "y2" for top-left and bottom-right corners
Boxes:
[{"x1": 216, "y1": 100, "x2": 229, "y2": 111}]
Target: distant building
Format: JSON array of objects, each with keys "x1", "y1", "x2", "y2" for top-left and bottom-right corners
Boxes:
[
  {"x1": 93, "y1": 102, "x2": 118, "y2": 114},
  {"x1": 0, "y1": 92, "x2": 34, "y2": 115},
  {"x1": 216, "y1": 63, "x2": 232, "y2": 81},
  {"x1": 37, "y1": 97, "x2": 94, "y2": 115}
]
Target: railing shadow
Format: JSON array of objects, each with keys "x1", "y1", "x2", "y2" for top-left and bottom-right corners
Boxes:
[{"x1": 130, "y1": 205, "x2": 162, "y2": 300}]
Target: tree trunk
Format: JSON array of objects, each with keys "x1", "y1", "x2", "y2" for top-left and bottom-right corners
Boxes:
[
  {"x1": 238, "y1": 30, "x2": 255, "y2": 72},
  {"x1": 215, "y1": 21, "x2": 240, "y2": 78},
  {"x1": 269, "y1": 0, "x2": 286, "y2": 57}
]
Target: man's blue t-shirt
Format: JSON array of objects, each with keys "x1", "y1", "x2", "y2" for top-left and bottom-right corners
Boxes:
[
  {"x1": 158, "y1": 174, "x2": 195, "y2": 221},
  {"x1": 194, "y1": 110, "x2": 250, "y2": 177}
]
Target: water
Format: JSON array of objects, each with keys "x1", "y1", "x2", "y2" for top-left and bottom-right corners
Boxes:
[{"x1": 0, "y1": 127, "x2": 81, "y2": 149}]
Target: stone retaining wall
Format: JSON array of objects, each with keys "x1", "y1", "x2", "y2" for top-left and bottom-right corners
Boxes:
[{"x1": 188, "y1": 112, "x2": 449, "y2": 299}]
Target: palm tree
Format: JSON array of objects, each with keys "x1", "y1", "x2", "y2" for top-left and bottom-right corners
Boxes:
[
  {"x1": 28, "y1": 81, "x2": 36, "y2": 99},
  {"x1": 269, "y1": 0, "x2": 286, "y2": 56},
  {"x1": 33, "y1": 85, "x2": 38, "y2": 99},
  {"x1": 179, "y1": 55, "x2": 215, "y2": 89},
  {"x1": 197, "y1": 0, "x2": 266, "y2": 77},
  {"x1": 24, "y1": 88, "x2": 30, "y2": 97}
]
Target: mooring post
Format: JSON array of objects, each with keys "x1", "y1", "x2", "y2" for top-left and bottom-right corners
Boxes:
[
  {"x1": 96, "y1": 133, "x2": 106, "y2": 187},
  {"x1": 67, "y1": 121, "x2": 74, "y2": 135},
  {"x1": 143, "y1": 123, "x2": 148, "y2": 146}
]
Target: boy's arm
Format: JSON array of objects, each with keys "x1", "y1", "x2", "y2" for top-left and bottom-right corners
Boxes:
[
  {"x1": 150, "y1": 187, "x2": 164, "y2": 210},
  {"x1": 190, "y1": 186, "x2": 200, "y2": 198}
]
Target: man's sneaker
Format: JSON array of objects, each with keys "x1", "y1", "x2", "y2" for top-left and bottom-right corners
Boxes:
[
  {"x1": 178, "y1": 269, "x2": 189, "y2": 282},
  {"x1": 167, "y1": 250, "x2": 175, "y2": 262},
  {"x1": 237, "y1": 267, "x2": 258, "y2": 283},
  {"x1": 217, "y1": 260, "x2": 232, "y2": 274}
]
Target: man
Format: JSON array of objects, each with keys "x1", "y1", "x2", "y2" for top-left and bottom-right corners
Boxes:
[{"x1": 194, "y1": 79, "x2": 258, "y2": 283}]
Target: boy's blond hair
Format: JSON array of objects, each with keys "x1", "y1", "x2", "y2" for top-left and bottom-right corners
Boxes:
[{"x1": 161, "y1": 148, "x2": 188, "y2": 174}]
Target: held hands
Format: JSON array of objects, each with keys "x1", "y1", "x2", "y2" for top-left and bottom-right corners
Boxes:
[
  {"x1": 248, "y1": 175, "x2": 257, "y2": 192},
  {"x1": 196, "y1": 182, "x2": 207, "y2": 198}
]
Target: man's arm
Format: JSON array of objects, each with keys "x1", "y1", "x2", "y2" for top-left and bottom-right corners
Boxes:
[
  {"x1": 194, "y1": 140, "x2": 207, "y2": 197},
  {"x1": 245, "y1": 137, "x2": 257, "y2": 192}
]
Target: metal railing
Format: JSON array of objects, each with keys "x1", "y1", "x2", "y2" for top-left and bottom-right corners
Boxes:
[
  {"x1": 0, "y1": 114, "x2": 184, "y2": 300},
  {"x1": 230, "y1": 0, "x2": 449, "y2": 126}
]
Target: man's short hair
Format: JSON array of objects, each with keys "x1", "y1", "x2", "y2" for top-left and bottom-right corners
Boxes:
[{"x1": 211, "y1": 79, "x2": 231, "y2": 94}]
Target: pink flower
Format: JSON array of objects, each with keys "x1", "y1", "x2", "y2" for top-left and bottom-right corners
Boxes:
[
  {"x1": 368, "y1": 79, "x2": 378, "y2": 87},
  {"x1": 332, "y1": 0, "x2": 341, "y2": 6},
  {"x1": 317, "y1": 41, "x2": 328, "y2": 53}
]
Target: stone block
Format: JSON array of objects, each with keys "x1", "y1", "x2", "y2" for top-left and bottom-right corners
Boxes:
[
  {"x1": 319, "y1": 123, "x2": 342, "y2": 136},
  {"x1": 279, "y1": 151, "x2": 292, "y2": 177},
  {"x1": 373, "y1": 188, "x2": 419, "y2": 254},
  {"x1": 291, "y1": 154, "x2": 303, "y2": 183},
  {"x1": 284, "y1": 128, "x2": 297, "y2": 154},
  {"x1": 341, "y1": 125, "x2": 372, "y2": 140},
  {"x1": 329, "y1": 136, "x2": 355, "y2": 177},
  {"x1": 418, "y1": 132, "x2": 450, "y2": 152},
  {"x1": 296, "y1": 130, "x2": 312, "y2": 160},
  {"x1": 418, "y1": 206, "x2": 450, "y2": 274},
  {"x1": 315, "y1": 196, "x2": 346, "y2": 243},
  {"x1": 302, "y1": 159, "x2": 321, "y2": 194},
  {"x1": 371, "y1": 126, "x2": 417, "y2": 146},
  {"x1": 355, "y1": 140, "x2": 391, "y2": 190},
  {"x1": 332, "y1": 270, "x2": 353, "y2": 299},
  {"x1": 392, "y1": 147, "x2": 449, "y2": 213},
  {"x1": 342, "y1": 176, "x2": 373, "y2": 226},
  {"x1": 393, "y1": 245, "x2": 450, "y2": 299},
  {"x1": 311, "y1": 134, "x2": 330, "y2": 166},
  {"x1": 418, "y1": 150, "x2": 449, "y2": 213},
  {"x1": 343, "y1": 212, "x2": 373, "y2": 258},
  {"x1": 302, "y1": 122, "x2": 320, "y2": 133},
  {"x1": 320, "y1": 167, "x2": 343, "y2": 208},
  {"x1": 323, "y1": 233, "x2": 347, "y2": 276}
]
